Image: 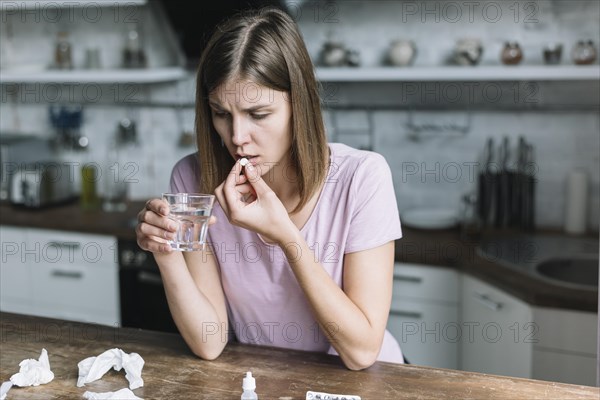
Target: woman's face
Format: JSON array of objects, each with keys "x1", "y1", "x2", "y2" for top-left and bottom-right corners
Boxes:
[{"x1": 209, "y1": 79, "x2": 293, "y2": 178}]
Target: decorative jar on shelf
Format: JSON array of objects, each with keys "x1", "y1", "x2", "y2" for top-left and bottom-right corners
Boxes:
[
  {"x1": 388, "y1": 39, "x2": 417, "y2": 67},
  {"x1": 543, "y1": 43, "x2": 563, "y2": 65},
  {"x1": 319, "y1": 40, "x2": 348, "y2": 67},
  {"x1": 501, "y1": 41, "x2": 523, "y2": 65},
  {"x1": 453, "y1": 38, "x2": 483, "y2": 66},
  {"x1": 572, "y1": 40, "x2": 597, "y2": 65}
]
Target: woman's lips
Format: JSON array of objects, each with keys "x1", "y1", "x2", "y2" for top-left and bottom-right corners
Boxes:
[{"x1": 238, "y1": 156, "x2": 258, "y2": 165}]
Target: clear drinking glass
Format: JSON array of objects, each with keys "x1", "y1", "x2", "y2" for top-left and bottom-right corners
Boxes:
[{"x1": 162, "y1": 193, "x2": 215, "y2": 251}]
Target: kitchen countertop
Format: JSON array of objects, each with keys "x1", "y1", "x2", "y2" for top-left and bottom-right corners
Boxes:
[
  {"x1": 1, "y1": 312, "x2": 598, "y2": 399},
  {"x1": 0, "y1": 201, "x2": 597, "y2": 312}
]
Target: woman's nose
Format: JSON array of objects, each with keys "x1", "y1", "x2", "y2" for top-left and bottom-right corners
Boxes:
[{"x1": 231, "y1": 117, "x2": 251, "y2": 146}]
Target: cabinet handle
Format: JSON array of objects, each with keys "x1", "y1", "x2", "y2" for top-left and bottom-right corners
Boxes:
[
  {"x1": 394, "y1": 275, "x2": 422, "y2": 283},
  {"x1": 51, "y1": 270, "x2": 83, "y2": 279},
  {"x1": 390, "y1": 310, "x2": 423, "y2": 319},
  {"x1": 472, "y1": 292, "x2": 503, "y2": 311}
]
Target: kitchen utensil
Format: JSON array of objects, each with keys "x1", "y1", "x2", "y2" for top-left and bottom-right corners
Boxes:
[
  {"x1": 402, "y1": 207, "x2": 460, "y2": 230},
  {"x1": 0, "y1": 134, "x2": 53, "y2": 202},
  {"x1": 495, "y1": 136, "x2": 512, "y2": 228},
  {"x1": 10, "y1": 161, "x2": 75, "y2": 208},
  {"x1": 477, "y1": 138, "x2": 496, "y2": 226},
  {"x1": 518, "y1": 140, "x2": 536, "y2": 231}
]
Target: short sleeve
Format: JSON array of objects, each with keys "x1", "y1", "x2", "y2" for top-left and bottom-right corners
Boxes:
[
  {"x1": 344, "y1": 152, "x2": 402, "y2": 253},
  {"x1": 169, "y1": 153, "x2": 200, "y2": 193}
]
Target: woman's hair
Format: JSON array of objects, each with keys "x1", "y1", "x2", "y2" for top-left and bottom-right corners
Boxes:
[{"x1": 194, "y1": 7, "x2": 328, "y2": 214}]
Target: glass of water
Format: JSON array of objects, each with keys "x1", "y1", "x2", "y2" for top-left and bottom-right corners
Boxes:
[{"x1": 162, "y1": 193, "x2": 215, "y2": 251}]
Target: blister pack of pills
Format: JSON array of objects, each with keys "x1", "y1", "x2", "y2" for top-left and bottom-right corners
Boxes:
[{"x1": 306, "y1": 390, "x2": 361, "y2": 400}]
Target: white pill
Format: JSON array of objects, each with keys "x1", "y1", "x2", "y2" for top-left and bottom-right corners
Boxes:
[{"x1": 239, "y1": 157, "x2": 249, "y2": 166}]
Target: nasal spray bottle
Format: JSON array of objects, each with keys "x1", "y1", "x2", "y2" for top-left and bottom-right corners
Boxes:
[{"x1": 241, "y1": 371, "x2": 258, "y2": 400}]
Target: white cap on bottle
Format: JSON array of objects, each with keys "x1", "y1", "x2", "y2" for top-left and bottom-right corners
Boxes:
[{"x1": 243, "y1": 371, "x2": 256, "y2": 391}]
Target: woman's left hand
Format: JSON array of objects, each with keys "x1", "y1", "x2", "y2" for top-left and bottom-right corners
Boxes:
[{"x1": 214, "y1": 160, "x2": 296, "y2": 244}]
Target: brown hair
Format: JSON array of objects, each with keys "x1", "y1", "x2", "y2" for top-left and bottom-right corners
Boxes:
[{"x1": 194, "y1": 7, "x2": 328, "y2": 214}]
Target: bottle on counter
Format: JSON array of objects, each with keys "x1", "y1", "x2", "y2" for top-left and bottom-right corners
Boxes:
[
  {"x1": 102, "y1": 138, "x2": 128, "y2": 212},
  {"x1": 241, "y1": 371, "x2": 258, "y2": 400},
  {"x1": 80, "y1": 151, "x2": 101, "y2": 211}
]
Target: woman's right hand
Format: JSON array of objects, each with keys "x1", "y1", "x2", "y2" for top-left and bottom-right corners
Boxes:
[
  {"x1": 136, "y1": 198, "x2": 177, "y2": 253},
  {"x1": 136, "y1": 198, "x2": 218, "y2": 253}
]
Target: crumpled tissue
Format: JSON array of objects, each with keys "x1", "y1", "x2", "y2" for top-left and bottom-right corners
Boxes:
[
  {"x1": 0, "y1": 381, "x2": 13, "y2": 400},
  {"x1": 0, "y1": 348, "x2": 54, "y2": 400},
  {"x1": 77, "y1": 348, "x2": 144, "y2": 390},
  {"x1": 83, "y1": 388, "x2": 142, "y2": 399}
]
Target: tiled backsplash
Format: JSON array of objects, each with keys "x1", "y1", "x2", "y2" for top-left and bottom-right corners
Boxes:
[{"x1": 1, "y1": 0, "x2": 598, "y2": 231}]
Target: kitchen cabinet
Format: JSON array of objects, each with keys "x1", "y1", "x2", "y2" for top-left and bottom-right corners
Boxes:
[
  {"x1": 387, "y1": 263, "x2": 460, "y2": 369},
  {"x1": 0, "y1": 0, "x2": 186, "y2": 86},
  {"x1": 460, "y1": 274, "x2": 598, "y2": 385},
  {"x1": 460, "y1": 275, "x2": 533, "y2": 378},
  {"x1": 0, "y1": 226, "x2": 32, "y2": 314},
  {"x1": 531, "y1": 307, "x2": 597, "y2": 386},
  {"x1": 0, "y1": 225, "x2": 120, "y2": 326}
]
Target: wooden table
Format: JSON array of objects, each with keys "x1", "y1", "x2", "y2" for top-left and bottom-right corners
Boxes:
[{"x1": 1, "y1": 313, "x2": 597, "y2": 399}]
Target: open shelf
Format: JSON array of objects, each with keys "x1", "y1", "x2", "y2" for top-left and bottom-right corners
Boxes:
[
  {"x1": 0, "y1": 67, "x2": 189, "y2": 84},
  {"x1": 0, "y1": 0, "x2": 146, "y2": 10},
  {"x1": 315, "y1": 65, "x2": 600, "y2": 82}
]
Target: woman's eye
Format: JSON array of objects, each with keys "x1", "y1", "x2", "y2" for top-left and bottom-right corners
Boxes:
[
  {"x1": 251, "y1": 113, "x2": 268, "y2": 120},
  {"x1": 213, "y1": 111, "x2": 230, "y2": 118}
]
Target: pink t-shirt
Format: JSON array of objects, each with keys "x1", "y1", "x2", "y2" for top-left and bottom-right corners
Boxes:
[{"x1": 170, "y1": 143, "x2": 404, "y2": 363}]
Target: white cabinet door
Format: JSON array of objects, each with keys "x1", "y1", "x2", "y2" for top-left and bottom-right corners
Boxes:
[
  {"x1": 460, "y1": 275, "x2": 533, "y2": 379},
  {"x1": 0, "y1": 226, "x2": 120, "y2": 326},
  {"x1": 389, "y1": 263, "x2": 460, "y2": 369},
  {"x1": 532, "y1": 348, "x2": 597, "y2": 386},
  {"x1": 387, "y1": 298, "x2": 459, "y2": 369},
  {"x1": 392, "y1": 263, "x2": 459, "y2": 304},
  {"x1": 0, "y1": 225, "x2": 33, "y2": 313},
  {"x1": 28, "y1": 229, "x2": 120, "y2": 326},
  {"x1": 532, "y1": 307, "x2": 597, "y2": 386}
]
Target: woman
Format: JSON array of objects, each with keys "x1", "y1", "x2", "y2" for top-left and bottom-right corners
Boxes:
[{"x1": 136, "y1": 7, "x2": 403, "y2": 370}]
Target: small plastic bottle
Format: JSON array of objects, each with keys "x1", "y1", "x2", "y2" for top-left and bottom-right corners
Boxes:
[{"x1": 241, "y1": 371, "x2": 258, "y2": 400}]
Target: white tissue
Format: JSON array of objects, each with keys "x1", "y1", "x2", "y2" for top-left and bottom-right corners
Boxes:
[
  {"x1": 10, "y1": 348, "x2": 54, "y2": 387},
  {"x1": 77, "y1": 348, "x2": 144, "y2": 390},
  {"x1": 0, "y1": 381, "x2": 13, "y2": 400},
  {"x1": 83, "y1": 388, "x2": 143, "y2": 399}
]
